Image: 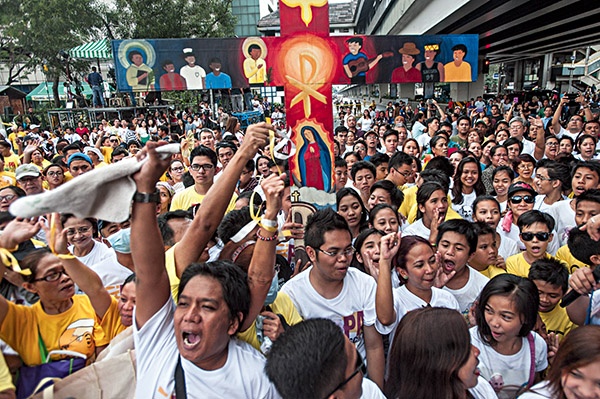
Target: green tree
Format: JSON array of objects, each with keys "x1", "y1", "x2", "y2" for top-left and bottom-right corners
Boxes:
[
  {"x1": 1, "y1": 0, "x2": 105, "y2": 106},
  {"x1": 106, "y1": 0, "x2": 236, "y2": 39}
]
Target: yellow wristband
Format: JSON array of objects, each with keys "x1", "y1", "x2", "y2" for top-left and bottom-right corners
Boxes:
[
  {"x1": 259, "y1": 223, "x2": 278, "y2": 233},
  {"x1": 56, "y1": 253, "x2": 76, "y2": 260}
]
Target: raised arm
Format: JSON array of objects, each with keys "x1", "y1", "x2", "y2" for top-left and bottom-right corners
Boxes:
[
  {"x1": 131, "y1": 142, "x2": 173, "y2": 329},
  {"x1": 241, "y1": 173, "x2": 284, "y2": 332},
  {"x1": 531, "y1": 116, "x2": 545, "y2": 161},
  {"x1": 0, "y1": 218, "x2": 44, "y2": 326},
  {"x1": 95, "y1": 130, "x2": 106, "y2": 149},
  {"x1": 174, "y1": 122, "x2": 271, "y2": 278},
  {"x1": 375, "y1": 232, "x2": 400, "y2": 326},
  {"x1": 45, "y1": 213, "x2": 112, "y2": 319},
  {"x1": 552, "y1": 97, "x2": 568, "y2": 136}
]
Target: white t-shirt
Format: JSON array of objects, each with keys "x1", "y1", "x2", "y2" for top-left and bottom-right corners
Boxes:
[
  {"x1": 70, "y1": 240, "x2": 117, "y2": 267},
  {"x1": 547, "y1": 199, "x2": 575, "y2": 247},
  {"x1": 521, "y1": 139, "x2": 536, "y2": 156},
  {"x1": 469, "y1": 376, "x2": 500, "y2": 399},
  {"x1": 88, "y1": 257, "x2": 133, "y2": 297},
  {"x1": 281, "y1": 267, "x2": 377, "y2": 359},
  {"x1": 443, "y1": 266, "x2": 489, "y2": 316},
  {"x1": 402, "y1": 219, "x2": 430, "y2": 241},
  {"x1": 180, "y1": 65, "x2": 206, "y2": 90},
  {"x1": 411, "y1": 121, "x2": 426, "y2": 138},
  {"x1": 518, "y1": 381, "x2": 553, "y2": 399},
  {"x1": 375, "y1": 285, "x2": 460, "y2": 344},
  {"x1": 133, "y1": 299, "x2": 278, "y2": 399},
  {"x1": 360, "y1": 378, "x2": 386, "y2": 399},
  {"x1": 416, "y1": 133, "x2": 432, "y2": 153},
  {"x1": 470, "y1": 327, "x2": 548, "y2": 399},
  {"x1": 557, "y1": 126, "x2": 579, "y2": 141},
  {"x1": 588, "y1": 289, "x2": 600, "y2": 325},
  {"x1": 451, "y1": 191, "x2": 477, "y2": 221},
  {"x1": 498, "y1": 235, "x2": 520, "y2": 261}
]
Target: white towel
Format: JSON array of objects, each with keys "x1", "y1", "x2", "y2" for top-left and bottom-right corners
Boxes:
[{"x1": 10, "y1": 144, "x2": 180, "y2": 222}]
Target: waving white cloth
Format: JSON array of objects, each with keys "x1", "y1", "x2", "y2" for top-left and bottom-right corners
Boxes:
[{"x1": 10, "y1": 144, "x2": 180, "y2": 222}]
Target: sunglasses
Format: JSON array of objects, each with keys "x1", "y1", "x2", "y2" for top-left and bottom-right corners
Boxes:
[
  {"x1": 521, "y1": 232, "x2": 550, "y2": 242},
  {"x1": 509, "y1": 195, "x2": 535, "y2": 204}
]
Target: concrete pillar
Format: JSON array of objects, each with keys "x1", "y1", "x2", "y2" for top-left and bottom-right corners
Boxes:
[
  {"x1": 397, "y1": 83, "x2": 415, "y2": 99},
  {"x1": 514, "y1": 60, "x2": 524, "y2": 91},
  {"x1": 541, "y1": 53, "x2": 553, "y2": 89},
  {"x1": 449, "y1": 77, "x2": 485, "y2": 101}
]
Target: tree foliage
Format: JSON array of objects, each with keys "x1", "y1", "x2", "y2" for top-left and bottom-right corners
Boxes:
[{"x1": 104, "y1": 0, "x2": 236, "y2": 39}]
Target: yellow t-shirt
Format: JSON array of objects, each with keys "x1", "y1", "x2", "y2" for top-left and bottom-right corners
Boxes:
[
  {"x1": 540, "y1": 304, "x2": 576, "y2": 343},
  {"x1": 3, "y1": 153, "x2": 19, "y2": 173},
  {"x1": 400, "y1": 185, "x2": 418, "y2": 219},
  {"x1": 0, "y1": 353, "x2": 14, "y2": 393},
  {"x1": 7, "y1": 133, "x2": 25, "y2": 152},
  {"x1": 0, "y1": 295, "x2": 108, "y2": 365},
  {"x1": 165, "y1": 245, "x2": 180, "y2": 301},
  {"x1": 100, "y1": 147, "x2": 114, "y2": 164},
  {"x1": 556, "y1": 244, "x2": 590, "y2": 274},
  {"x1": 506, "y1": 253, "x2": 565, "y2": 278},
  {"x1": 170, "y1": 185, "x2": 237, "y2": 212},
  {"x1": 0, "y1": 172, "x2": 16, "y2": 189},
  {"x1": 476, "y1": 264, "x2": 507, "y2": 279},
  {"x1": 237, "y1": 292, "x2": 303, "y2": 351},
  {"x1": 99, "y1": 296, "x2": 126, "y2": 342},
  {"x1": 444, "y1": 61, "x2": 472, "y2": 82}
]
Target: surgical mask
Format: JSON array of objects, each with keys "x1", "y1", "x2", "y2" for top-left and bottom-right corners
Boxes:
[
  {"x1": 107, "y1": 228, "x2": 131, "y2": 254},
  {"x1": 263, "y1": 273, "x2": 279, "y2": 306}
]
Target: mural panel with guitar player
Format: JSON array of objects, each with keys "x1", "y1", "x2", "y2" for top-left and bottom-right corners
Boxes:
[{"x1": 111, "y1": 34, "x2": 478, "y2": 92}]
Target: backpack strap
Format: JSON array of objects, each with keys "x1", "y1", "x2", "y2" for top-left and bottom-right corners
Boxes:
[
  {"x1": 175, "y1": 355, "x2": 187, "y2": 399},
  {"x1": 526, "y1": 333, "x2": 536, "y2": 389}
]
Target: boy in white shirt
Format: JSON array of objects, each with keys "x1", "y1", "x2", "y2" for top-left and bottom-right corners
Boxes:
[
  {"x1": 436, "y1": 219, "x2": 489, "y2": 318},
  {"x1": 281, "y1": 208, "x2": 385, "y2": 389}
]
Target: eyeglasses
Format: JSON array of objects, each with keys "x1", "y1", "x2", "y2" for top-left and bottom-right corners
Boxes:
[
  {"x1": 546, "y1": 142, "x2": 558, "y2": 147},
  {"x1": 46, "y1": 171, "x2": 64, "y2": 177},
  {"x1": 316, "y1": 247, "x2": 355, "y2": 259},
  {"x1": 32, "y1": 268, "x2": 68, "y2": 283},
  {"x1": 66, "y1": 226, "x2": 93, "y2": 236},
  {"x1": 110, "y1": 139, "x2": 119, "y2": 143},
  {"x1": 509, "y1": 195, "x2": 535, "y2": 204},
  {"x1": 393, "y1": 168, "x2": 412, "y2": 178},
  {"x1": 521, "y1": 232, "x2": 550, "y2": 242},
  {"x1": 189, "y1": 163, "x2": 215, "y2": 172},
  {"x1": 171, "y1": 166, "x2": 184, "y2": 172},
  {"x1": 323, "y1": 349, "x2": 366, "y2": 398},
  {"x1": 0, "y1": 194, "x2": 15, "y2": 202}
]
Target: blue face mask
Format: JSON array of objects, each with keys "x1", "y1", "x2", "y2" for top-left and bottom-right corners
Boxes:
[
  {"x1": 263, "y1": 274, "x2": 279, "y2": 306},
  {"x1": 107, "y1": 228, "x2": 131, "y2": 254}
]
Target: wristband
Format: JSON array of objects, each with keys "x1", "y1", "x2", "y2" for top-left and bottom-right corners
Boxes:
[
  {"x1": 259, "y1": 223, "x2": 278, "y2": 233},
  {"x1": 256, "y1": 229, "x2": 278, "y2": 241},
  {"x1": 56, "y1": 252, "x2": 76, "y2": 260},
  {"x1": 260, "y1": 218, "x2": 278, "y2": 228},
  {"x1": 133, "y1": 190, "x2": 161, "y2": 203}
]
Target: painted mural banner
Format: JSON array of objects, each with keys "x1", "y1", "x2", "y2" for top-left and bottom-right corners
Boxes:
[{"x1": 112, "y1": 34, "x2": 479, "y2": 93}]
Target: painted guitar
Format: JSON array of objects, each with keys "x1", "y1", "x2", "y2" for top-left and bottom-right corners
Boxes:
[{"x1": 347, "y1": 51, "x2": 394, "y2": 77}]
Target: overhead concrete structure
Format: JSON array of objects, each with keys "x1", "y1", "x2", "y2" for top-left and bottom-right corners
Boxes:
[{"x1": 358, "y1": 0, "x2": 600, "y2": 64}]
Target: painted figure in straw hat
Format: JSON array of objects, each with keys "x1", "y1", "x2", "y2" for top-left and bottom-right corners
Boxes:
[{"x1": 391, "y1": 42, "x2": 421, "y2": 83}]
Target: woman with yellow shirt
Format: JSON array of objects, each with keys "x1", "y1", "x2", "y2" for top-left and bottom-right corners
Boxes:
[{"x1": 0, "y1": 216, "x2": 111, "y2": 397}]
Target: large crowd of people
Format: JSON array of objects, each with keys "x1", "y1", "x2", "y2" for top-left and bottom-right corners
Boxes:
[{"x1": 0, "y1": 90, "x2": 598, "y2": 399}]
